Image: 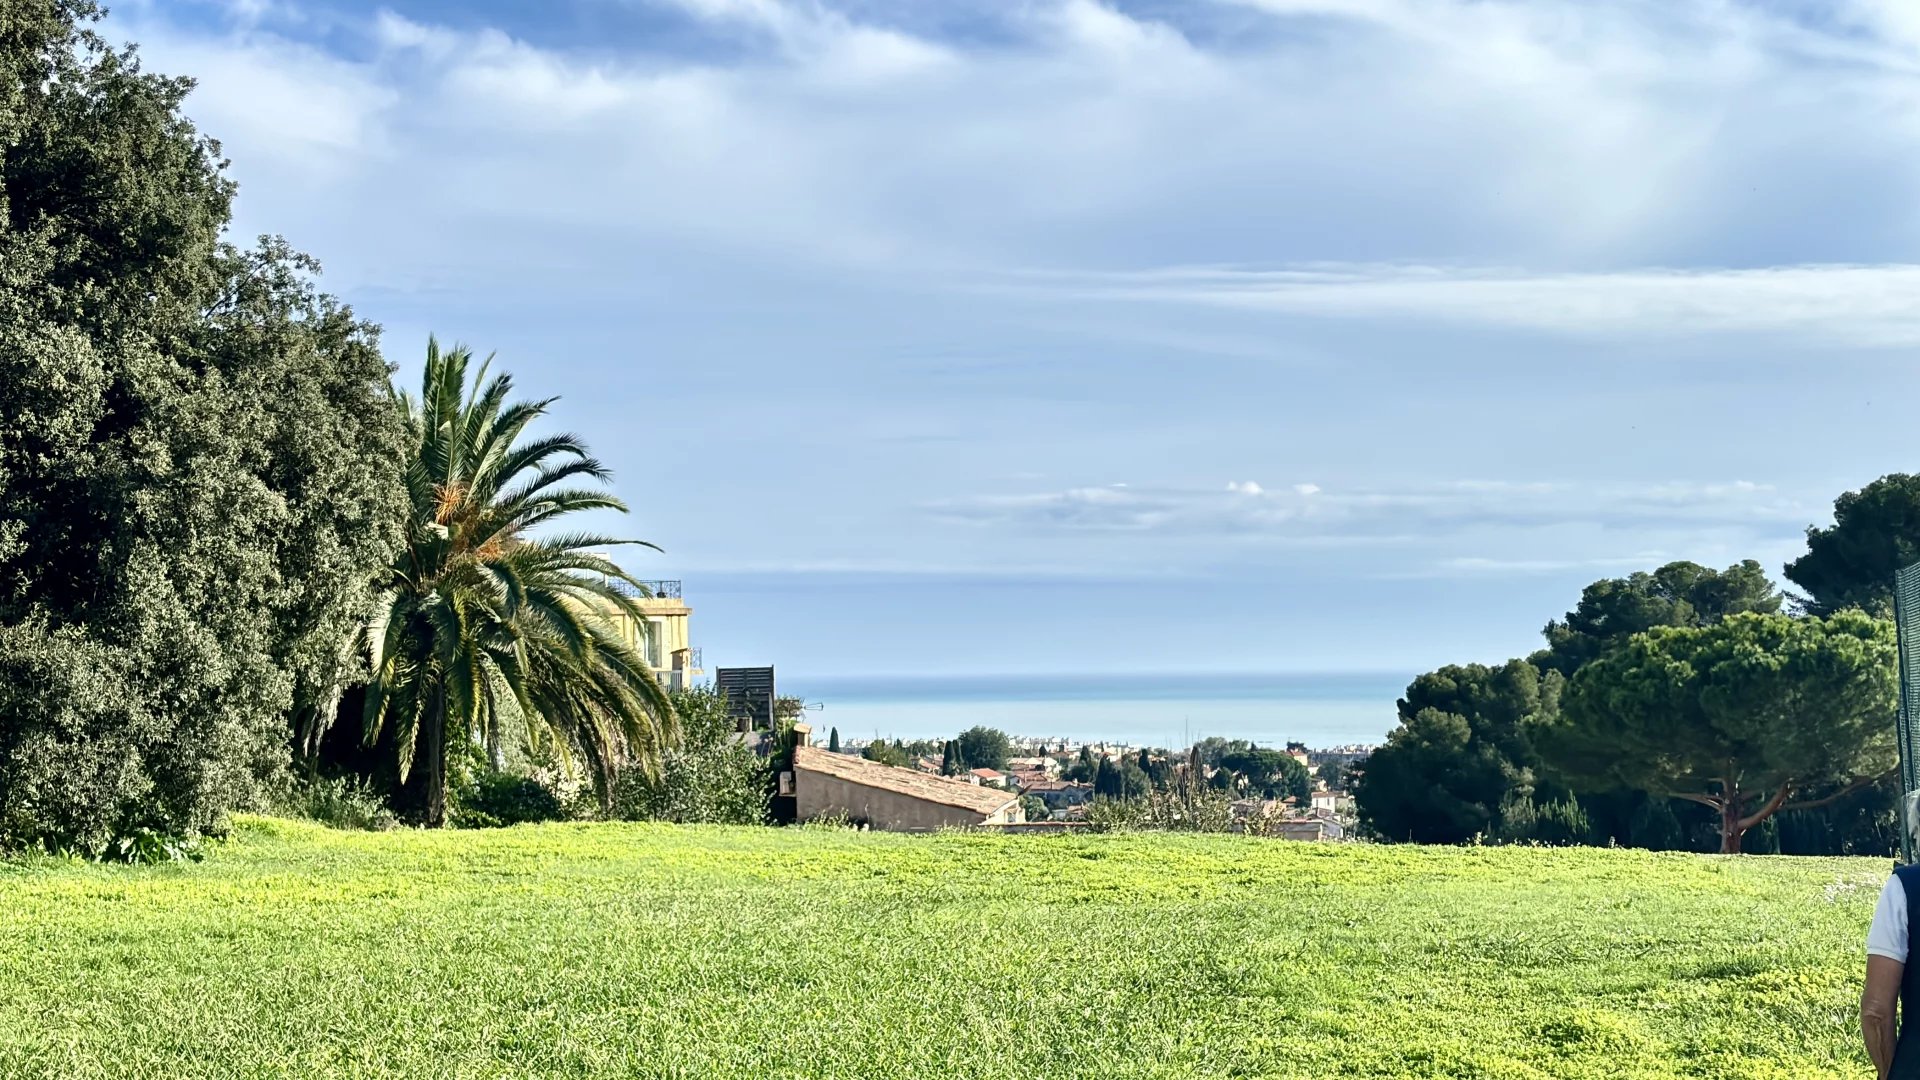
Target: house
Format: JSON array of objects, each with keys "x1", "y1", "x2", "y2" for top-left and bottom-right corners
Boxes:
[
  {"x1": 1006, "y1": 756, "x2": 1059, "y2": 776},
  {"x1": 1004, "y1": 767, "x2": 1051, "y2": 790},
  {"x1": 1276, "y1": 817, "x2": 1344, "y2": 842},
  {"x1": 1230, "y1": 797, "x2": 1280, "y2": 821},
  {"x1": 1310, "y1": 790, "x2": 1348, "y2": 816},
  {"x1": 790, "y1": 746, "x2": 1022, "y2": 831},
  {"x1": 970, "y1": 768, "x2": 1008, "y2": 788},
  {"x1": 594, "y1": 578, "x2": 703, "y2": 691},
  {"x1": 1023, "y1": 780, "x2": 1093, "y2": 811}
]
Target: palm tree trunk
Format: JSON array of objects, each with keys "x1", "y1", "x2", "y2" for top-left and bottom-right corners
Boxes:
[{"x1": 425, "y1": 692, "x2": 447, "y2": 828}]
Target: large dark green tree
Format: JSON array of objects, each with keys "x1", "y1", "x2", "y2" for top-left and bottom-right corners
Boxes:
[
  {"x1": 1216, "y1": 747, "x2": 1311, "y2": 804},
  {"x1": 360, "y1": 341, "x2": 673, "y2": 827},
  {"x1": 1353, "y1": 660, "x2": 1560, "y2": 844},
  {"x1": 1540, "y1": 560, "x2": 1781, "y2": 675},
  {"x1": 1784, "y1": 474, "x2": 1920, "y2": 616},
  {"x1": 1540, "y1": 611, "x2": 1896, "y2": 854},
  {"x1": 0, "y1": 3, "x2": 406, "y2": 851},
  {"x1": 956, "y1": 726, "x2": 1011, "y2": 772},
  {"x1": 1356, "y1": 709, "x2": 1525, "y2": 843}
]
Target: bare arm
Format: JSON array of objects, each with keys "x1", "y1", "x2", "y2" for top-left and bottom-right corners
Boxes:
[{"x1": 1865, "y1": 954, "x2": 1902, "y2": 1079}]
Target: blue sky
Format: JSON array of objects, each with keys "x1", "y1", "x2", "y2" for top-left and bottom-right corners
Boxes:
[{"x1": 112, "y1": 0, "x2": 1920, "y2": 679}]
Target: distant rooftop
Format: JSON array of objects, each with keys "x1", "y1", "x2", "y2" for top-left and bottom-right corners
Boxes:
[{"x1": 794, "y1": 747, "x2": 1018, "y2": 816}]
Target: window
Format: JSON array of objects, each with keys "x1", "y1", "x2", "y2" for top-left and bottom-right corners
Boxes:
[{"x1": 641, "y1": 619, "x2": 666, "y2": 669}]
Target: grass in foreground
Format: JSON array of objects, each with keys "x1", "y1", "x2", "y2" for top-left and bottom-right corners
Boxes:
[{"x1": 0, "y1": 817, "x2": 1890, "y2": 1079}]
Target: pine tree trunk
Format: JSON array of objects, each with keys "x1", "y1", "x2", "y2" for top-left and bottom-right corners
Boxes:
[{"x1": 1719, "y1": 796, "x2": 1742, "y2": 854}]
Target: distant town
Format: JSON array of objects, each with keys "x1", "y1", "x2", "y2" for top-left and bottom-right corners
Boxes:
[{"x1": 794, "y1": 725, "x2": 1376, "y2": 839}]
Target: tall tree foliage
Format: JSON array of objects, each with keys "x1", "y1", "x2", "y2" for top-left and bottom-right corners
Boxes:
[
  {"x1": 0, "y1": 3, "x2": 406, "y2": 851},
  {"x1": 1540, "y1": 560, "x2": 1781, "y2": 675},
  {"x1": 1214, "y1": 746, "x2": 1311, "y2": 803},
  {"x1": 360, "y1": 341, "x2": 673, "y2": 826},
  {"x1": 956, "y1": 726, "x2": 1011, "y2": 772},
  {"x1": 1784, "y1": 474, "x2": 1920, "y2": 616},
  {"x1": 1353, "y1": 661, "x2": 1560, "y2": 844},
  {"x1": 1540, "y1": 612, "x2": 1896, "y2": 854},
  {"x1": 862, "y1": 739, "x2": 909, "y2": 768}
]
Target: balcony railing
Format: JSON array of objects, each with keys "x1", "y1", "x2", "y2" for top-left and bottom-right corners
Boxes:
[
  {"x1": 608, "y1": 578, "x2": 682, "y2": 599},
  {"x1": 650, "y1": 647, "x2": 703, "y2": 675}
]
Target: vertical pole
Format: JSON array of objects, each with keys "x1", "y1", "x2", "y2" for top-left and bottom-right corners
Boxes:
[{"x1": 1896, "y1": 564, "x2": 1920, "y2": 865}]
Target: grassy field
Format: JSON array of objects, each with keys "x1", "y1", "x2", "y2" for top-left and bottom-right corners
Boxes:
[{"x1": 0, "y1": 817, "x2": 1890, "y2": 1079}]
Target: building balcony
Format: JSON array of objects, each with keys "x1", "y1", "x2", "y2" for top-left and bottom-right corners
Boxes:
[
  {"x1": 610, "y1": 578, "x2": 683, "y2": 599},
  {"x1": 658, "y1": 649, "x2": 703, "y2": 692}
]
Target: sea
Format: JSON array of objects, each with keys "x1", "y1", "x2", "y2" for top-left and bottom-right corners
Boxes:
[{"x1": 777, "y1": 672, "x2": 1408, "y2": 749}]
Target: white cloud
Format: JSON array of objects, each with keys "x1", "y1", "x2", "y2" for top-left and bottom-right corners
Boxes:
[
  {"x1": 1064, "y1": 263, "x2": 1920, "y2": 343},
  {"x1": 110, "y1": 0, "x2": 1920, "y2": 284},
  {"x1": 1429, "y1": 555, "x2": 1671, "y2": 576},
  {"x1": 119, "y1": 18, "x2": 395, "y2": 178},
  {"x1": 930, "y1": 477, "x2": 1811, "y2": 538}
]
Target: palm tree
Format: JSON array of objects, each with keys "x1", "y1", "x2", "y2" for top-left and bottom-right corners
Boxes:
[{"x1": 361, "y1": 338, "x2": 674, "y2": 826}]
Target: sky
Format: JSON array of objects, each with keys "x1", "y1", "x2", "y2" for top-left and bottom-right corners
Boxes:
[{"x1": 107, "y1": 0, "x2": 1920, "y2": 681}]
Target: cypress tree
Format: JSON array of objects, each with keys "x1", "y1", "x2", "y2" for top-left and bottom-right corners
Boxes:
[{"x1": 828, "y1": 727, "x2": 840, "y2": 754}]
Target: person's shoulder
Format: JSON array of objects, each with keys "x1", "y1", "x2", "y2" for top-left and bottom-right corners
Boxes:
[{"x1": 1890, "y1": 864, "x2": 1920, "y2": 903}]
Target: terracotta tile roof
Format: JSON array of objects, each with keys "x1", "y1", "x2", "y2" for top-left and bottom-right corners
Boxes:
[
  {"x1": 970, "y1": 768, "x2": 1005, "y2": 780},
  {"x1": 1023, "y1": 780, "x2": 1088, "y2": 793},
  {"x1": 794, "y1": 746, "x2": 1019, "y2": 816}
]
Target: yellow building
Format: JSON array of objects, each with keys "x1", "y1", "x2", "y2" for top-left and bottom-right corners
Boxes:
[{"x1": 597, "y1": 578, "x2": 703, "y2": 691}]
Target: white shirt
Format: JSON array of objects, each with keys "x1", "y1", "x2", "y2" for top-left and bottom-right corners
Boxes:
[{"x1": 1870, "y1": 875, "x2": 1909, "y2": 963}]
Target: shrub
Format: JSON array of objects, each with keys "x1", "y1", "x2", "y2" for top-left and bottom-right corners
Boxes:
[
  {"x1": 102, "y1": 827, "x2": 205, "y2": 865},
  {"x1": 612, "y1": 689, "x2": 769, "y2": 826},
  {"x1": 1086, "y1": 788, "x2": 1241, "y2": 833},
  {"x1": 274, "y1": 776, "x2": 397, "y2": 832},
  {"x1": 450, "y1": 772, "x2": 566, "y2": 829}
]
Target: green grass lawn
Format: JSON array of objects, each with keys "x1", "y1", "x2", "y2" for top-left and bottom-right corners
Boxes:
[{"x1": 0, "y1": 817, "x2": 1890, "y2": 1079}]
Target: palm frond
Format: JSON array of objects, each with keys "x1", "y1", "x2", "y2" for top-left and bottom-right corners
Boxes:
[{"x1": 357, "y1": 337, "x2": 677, "y2": 825}]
